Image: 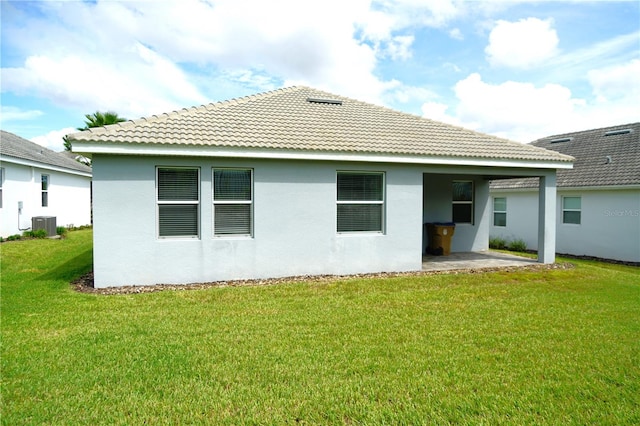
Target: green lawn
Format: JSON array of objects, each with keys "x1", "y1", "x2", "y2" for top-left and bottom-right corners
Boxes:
[{"x1": 1, "y1": 230, "x2": 639, "y2": 424}]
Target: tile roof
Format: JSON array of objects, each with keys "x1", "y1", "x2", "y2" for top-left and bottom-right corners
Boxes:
[
  {"x1": 1, "y1": 130, "x2": 92, "y2": 174},
  {"x1": 68, "y1": 86, "x2": 572, "y2": 164},
  {"x1": 492, "y1": 122, "x2": 640, "y2": 189}
]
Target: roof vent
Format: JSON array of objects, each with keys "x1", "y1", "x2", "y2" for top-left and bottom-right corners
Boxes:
[
  {"x1": 550, "y1": 137, "x2": 572, "y2": 143},
  {"x1": 307, "y1": 97, "x2": 343, "y2": 105},
  {"x1": 604, "y1": 129, "x2": 633, "y2": 136},
  {"x1": 605, "y1": 155, "x2": 612, "y2": 164}
]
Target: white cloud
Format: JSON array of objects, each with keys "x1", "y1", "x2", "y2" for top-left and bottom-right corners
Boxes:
[
  {"x1": 421, "y1": 102, "x2": 461, "y2": 127},
  {"x1": 444, "y1": 62, "x2": 462, "y2": 73},
  {"x1": 388, "y1": 85, "x2": 439, "y2": 105},
  {"x1": 425, "y1": 73, "x2": 585, "y2": 142},
  {"x1": 588, "y1": 59, "x2": 640, "y2": 102},
  {"x1": 449, "y1": 28, "x2": 463, "y2": 40},
  {"x1": 359, "y1": 0, "x2": 461, "y2": 39},
  {"x1": 391, "y1": 0, "x2": 460, "y2": 28},
  {"x1": 2, "y1": 44, "x2": 209, "y2": 120},
  {"x1": 1, "y1": 0, "x2": 398, "y2": 110},
  {"x1": 385, "y1": 35, "x2": 415, "y2": 60},
  {"x1": 0, "y1": 106, "x2": 43, "y2": 123},
  {"x1": 422, "y1": 71, "x2": 640, "y2": 142},
  {"x1": 485, "y1": 18, "x2": 559, "y2": 69},
  {"x1": 31, "y1": 127, "x2": 76, "y2": 152}
]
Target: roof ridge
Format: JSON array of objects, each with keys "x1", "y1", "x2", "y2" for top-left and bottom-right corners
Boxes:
[{"x1": 534, "y1": 122, "x2": 640, "y2": 142}]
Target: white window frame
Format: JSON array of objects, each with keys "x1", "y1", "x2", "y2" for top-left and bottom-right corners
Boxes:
[
  {"x1": 336, "y1": 171, "x2": 385, "y2": 234},
  {"x1": 41, "y1": 174, "x2": 49, "y2": 207},
  {"x1": 493, "y1": 197, "x2": 507, "y2": 227},
  {"x1": 212, "y1": 168, "x2": 253, "y2": 237},
  {"x1": 156, "y1": 167, "x2": 200, "y2": 239},
  {"x1": 562, "y1": 196, "x2": 581, "y2": 225},
  {"x1": 452, "y1": 180, "x2": 474, "y2": 224}
]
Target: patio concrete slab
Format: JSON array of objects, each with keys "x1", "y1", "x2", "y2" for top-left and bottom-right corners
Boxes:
[{"x1": 422, "y1": 251, "x2": 538, "y2": 271}]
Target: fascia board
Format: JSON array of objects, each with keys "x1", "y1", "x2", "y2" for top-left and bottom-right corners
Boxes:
[
  {"x1": 0, "y1": 155, "x2": 92, "y2": 177},
  {"x1": 73, "y1": 142, "x2": 574, "y2": 170},
  {"x1": 490, "y1": 187, "x2": 540, "y2": 193},
  {"x1": 491, "y1": 184, "x2": 640, "y2": 193},
  {"x1": 558, "y1": 185, "x2": 640, "y2": 191}
]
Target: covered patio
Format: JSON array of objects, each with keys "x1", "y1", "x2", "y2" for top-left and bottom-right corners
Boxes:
[{"x1": 422, "y1": 169, "x2": 561, "y2": 265}]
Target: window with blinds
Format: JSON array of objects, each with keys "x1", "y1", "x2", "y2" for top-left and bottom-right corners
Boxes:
[
  {"x1": 337, "y1": 172, "x2": 384, "y2": 233},
  {"x1": 157, "y1": 167, "x2": 199, "y2": 238},
  {"x1": 213, "y1": 168, "x2": 252, "y2": 236}
]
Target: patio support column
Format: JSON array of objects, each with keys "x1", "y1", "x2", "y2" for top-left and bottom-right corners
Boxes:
[{"x1": 538, "y1": 171, "x2": 557, "y2": 264}]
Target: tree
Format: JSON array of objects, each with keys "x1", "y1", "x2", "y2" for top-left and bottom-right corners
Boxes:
[
  {"x1": 78, "y1": 111, "x2": 127, "y2": 130},
  {"x1": 64, "y1": 111, "x2": 127, "y2": 151}
]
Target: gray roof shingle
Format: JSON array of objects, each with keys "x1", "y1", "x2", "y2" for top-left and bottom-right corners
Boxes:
[
  {"x1": 1, "y1": 130, "x2": 92, "y2": 174},
  {"x1": 492, "y1": 122, "x2": 639, "y2": 189},
  {"x1": 68, "y1": 86, "x2": 572, "y2": 164}
]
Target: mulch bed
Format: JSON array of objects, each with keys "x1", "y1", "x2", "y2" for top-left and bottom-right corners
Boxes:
[{"x1": 72, "y1": 262, "x2": 574, "y2": 295}]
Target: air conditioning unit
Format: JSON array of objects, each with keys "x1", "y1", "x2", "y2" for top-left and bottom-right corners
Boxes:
[{"x1": 32, "y1": 216, "x2": 57, "y2": 237}]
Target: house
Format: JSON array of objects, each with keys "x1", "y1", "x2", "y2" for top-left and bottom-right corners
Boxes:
[
  {"x1": 490, "y1": 123, "x2": 639, "y2": 264},
  {"x1": 67, "y1": 86, "x2": 572, "y2": 288},
  {"x1": 0, "y1": 130, "x2": 93, "y2": 237}
]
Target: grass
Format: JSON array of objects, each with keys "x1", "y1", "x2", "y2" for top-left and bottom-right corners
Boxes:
[{"x1": 1, "y1": 230, "x2": 639, "y2": 424}]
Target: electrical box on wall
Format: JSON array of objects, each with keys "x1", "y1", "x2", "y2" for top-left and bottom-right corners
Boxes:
[{"x1": 32, "y1": 216, "x2": 57, "y2": 237}]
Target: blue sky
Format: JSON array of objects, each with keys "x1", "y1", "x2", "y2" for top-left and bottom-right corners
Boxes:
[{"x1": 1, "y1": 0, "x2": 639, "y2": 151}]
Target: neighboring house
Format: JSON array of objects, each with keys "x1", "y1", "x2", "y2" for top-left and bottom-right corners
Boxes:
[
  {"x1": 68, "y1": 86, "x2": 572, "y2": 288},
  {"x1": 0, "y1": 130, "x2": 92, "y2": 237},
  {"x1": 490, "y1": 123, "x2": 640, "y2": 264}
]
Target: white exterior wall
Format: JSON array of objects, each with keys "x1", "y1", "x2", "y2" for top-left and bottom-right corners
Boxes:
[
  {"x1": 0, "y1": 162, "x2": 92, "y2": 237},
  {"x1": 92, "y1": 155, "x2": 425, "y2": 287},
  {"x1": 490, "y1": 190, "x2": 539, "y2": 248},
  {"x1": 490, "y1": 188, "x2": 640, "y2": 263}
]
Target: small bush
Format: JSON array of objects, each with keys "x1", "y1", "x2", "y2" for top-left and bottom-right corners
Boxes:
[
  {"x1": 508, "y1": 238, "x2": 528, "y2": 252},
  {"x1": 56, "y1": 226, "x2": 68, "y2": 237},
  {"x1": 23, "y1": 229, "x2": 48, "y2": 239},
  {"x1": 7, "y1": 234, "x2": 22, "y2": 241},
  {"x1": 489, "y1": 236, "x2": 508, "y2": 250},
  {"x1": 66, "y1": 224, "x2": 93, "y2": 231}
]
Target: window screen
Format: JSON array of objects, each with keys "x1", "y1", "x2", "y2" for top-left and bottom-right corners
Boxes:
[
  {"x1": 157, "y1": 168, "x2": 199, "y2": 238},
  {"x1": 337, "y1": 172, "x2": 384, "y2": 233},
  {"x1": 213, "y1": 169, "x2": 252, "y2": 236}
]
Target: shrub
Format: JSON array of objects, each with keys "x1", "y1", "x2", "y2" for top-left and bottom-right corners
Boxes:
[
  {"x1": 508, "y1": 238, "x2": 528, "y2": 252},
  {"x1": 56, "y1": 226, "x2": 68, "y2": 237},
  {"x1": 489, "y1": 236, "x2": 508, "y2": 250},
  {"x1": 23, "y1": 229, "x2": 48, "y2": 239},
  {"x1": 7, "y1": 234, "x2": 22, "y2": 241},
  {"x1": 66, "y1": 224, "x2": 93, "y2": 231}
]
